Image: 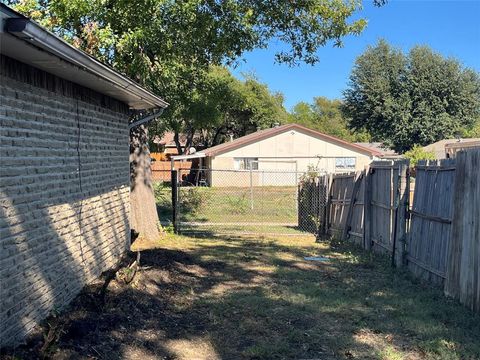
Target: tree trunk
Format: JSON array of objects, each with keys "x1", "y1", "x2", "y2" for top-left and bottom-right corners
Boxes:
[
  {"x1": 130, "y1": 124, "x2": 162, "y2": 243},
  {"x1": 184, "y1": 130, "x2": 194, "y2": 154},
  {"x1": 211, "y1": 126, "x2": 225, "y2": 147},
  {"x1": 173, "y1": 131, "x2": 184, "y2": 155}
]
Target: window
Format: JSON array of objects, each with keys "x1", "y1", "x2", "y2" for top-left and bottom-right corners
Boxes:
[
  {"x1": 335, "y1": 157, "x2": 356, "y2": 171},
  {"x1": 234, "y1": 157, "x2": 259, "y2": 170}
]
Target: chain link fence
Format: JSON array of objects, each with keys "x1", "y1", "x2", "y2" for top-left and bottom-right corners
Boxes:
[{"x1": 155, "y1": 168, "x2": 328, "y2": 237}]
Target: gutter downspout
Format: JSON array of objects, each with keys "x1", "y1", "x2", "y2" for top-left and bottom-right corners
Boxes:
[{"x1": 128, "y1": 108, "x2": 165, "y2": 130}]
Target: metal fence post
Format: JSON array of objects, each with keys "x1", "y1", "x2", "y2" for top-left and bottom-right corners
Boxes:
[
  {"x1": 250, "y1": 166, "x2": 254, "y2": 210},
  {"x1": 294, "y1": 162, "x2": 299, "y2": 214},
  {"x1": 171, "y1": 169, "x2": 178, "y2": 234}
]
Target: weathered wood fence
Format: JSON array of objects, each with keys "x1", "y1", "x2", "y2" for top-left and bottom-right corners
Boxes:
[
  {"x1": 407, "y1": 159, "x2": 456, "y2": 286},
  {"x1": 445, "y1": 150, "x2": 480, "y2": 313},
  {"x1": 301, "y1": 149, "x2": 480, "y2": 312},
  {"x1": 365, "y1": 160, "x2": 409, "y2": 267},
  {"x1": 326, "y1": 159, "x2": 409, "y2": 266},
  {"x1": 327, "y1": 172, "x2": 356, "y2": 237}
]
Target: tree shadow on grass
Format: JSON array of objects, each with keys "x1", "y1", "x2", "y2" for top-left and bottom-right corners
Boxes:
[{"x1": 4, "y1": 236, "x2": 480, "y2": 359}]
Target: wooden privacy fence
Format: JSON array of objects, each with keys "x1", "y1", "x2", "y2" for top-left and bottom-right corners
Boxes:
[
  {"x1": 366, "y1": 160, "x2": 409, "y2": 267},
  {"x1": 152, "y1": 161, "x2": 192, "y2": 182},
  {"x1": 304, "y1": 150, "x2": 479, "y2": 313},
  {"x1": 326, "y1": 172, "x2": 365, "y2": 247},
  {"x1": 327, "y1": 173, "x2": 356, "y2": 236},
  {"x1": 326, "y1": 159, "x2": 409, "y2": 266},
  {"x1": 445, "y1": 149, "x2": 480, "y2": 313},
  {"x1": 407, "y1": 159, "x2": 456, "y2": 286}
]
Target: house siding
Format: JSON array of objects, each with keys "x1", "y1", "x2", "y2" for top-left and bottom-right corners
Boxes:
[
  {"x1": 0, "y1": 56, "x2": 130, "y2": 346},
  {"x1": 208, "y1": 128, "x2": 372, "y2": 186}
]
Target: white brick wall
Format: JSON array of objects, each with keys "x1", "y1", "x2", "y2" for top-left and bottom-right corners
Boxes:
[{"x1": 0, "y1": 57, "x2": 131, "y2": 347}]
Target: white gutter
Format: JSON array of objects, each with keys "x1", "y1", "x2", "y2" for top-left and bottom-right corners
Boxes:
[
  {"x1": 129, "y1": 109, "x2": 165, "y2": 130},
  {"x1": 171, "y1": 152, "x2": 206, "y2": 170},
  {"x1": 171, "y1": 153, "x2": 206, "y2": 161},
  {"x1": 4, "y1": 17, "x2": 168, "y2": 109}
]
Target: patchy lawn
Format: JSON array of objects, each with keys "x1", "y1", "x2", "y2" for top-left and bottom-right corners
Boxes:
[{"x1": 4, "y1": 235, "x2": 480, "y2": 360}]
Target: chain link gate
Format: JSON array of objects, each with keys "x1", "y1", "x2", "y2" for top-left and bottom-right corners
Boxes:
[{"x1": 169, "y1": 168, "x2": 328, "y2": 237}]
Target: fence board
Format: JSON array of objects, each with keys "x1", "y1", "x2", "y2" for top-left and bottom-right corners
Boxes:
[
  {"x1": 406, "y1": 159, "x2": 456, "y2": 285},
  {"x1": 359, "y1": 160, "x2": 409, "y2": 265},
  {"x1": 327, "y1": 173, "x2": 356, "y2": 235},
  {"x1": 342, "y1": 172, "x2": 365, "y2": 247},
  {"x1": 445, "y1": 149, "x2": 480, "y2": 313}
]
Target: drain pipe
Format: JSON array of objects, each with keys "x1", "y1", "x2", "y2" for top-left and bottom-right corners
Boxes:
[{"x1": 129, "y1": 108, "x2": 165, "y2": 130}]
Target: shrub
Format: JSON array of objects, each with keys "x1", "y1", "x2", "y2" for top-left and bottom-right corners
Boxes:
[
  {"x1": 403, "y1": 145, "x2": 436, "y2": 167},
  {"x1": 153, "y1": 182, "x2": 171, "y2": 205},
  {"x1": 180, "y1": 187, "x2": 209, "y2": 214}
]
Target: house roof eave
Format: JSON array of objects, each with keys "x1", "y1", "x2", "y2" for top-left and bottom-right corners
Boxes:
[{"x1": 203, "y1": 124, "x2": 382, "y2": 157}]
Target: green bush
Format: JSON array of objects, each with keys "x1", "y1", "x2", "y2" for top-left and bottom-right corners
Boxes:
[
  {"x1": 154, "y1": 182, "x2": 171, "y2": 204},
  {"x1": 403, "y1": 145, "x2": 436, "y2": 167},
  {"x1": 180, "y1": 187, "x2": 209, "y2": 214}
]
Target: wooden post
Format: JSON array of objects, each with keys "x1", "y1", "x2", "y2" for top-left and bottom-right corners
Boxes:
[
  {"x1": 445, "y1": 149, "x2": 480, "y2": 313},
  {"x1": 394, "y1": 160, "x2": 410, "y2": 267},
  {"x1": 171, "y1": 169, "x2": 178, "y2": 234},
  {"x1": 363, "y1": 166, "x2": 372, "y2": 250}
]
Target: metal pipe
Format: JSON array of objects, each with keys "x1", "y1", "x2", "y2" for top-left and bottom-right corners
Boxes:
[
  {"x1": 250, "y1": 166, "x2": 254, "y2": 210},
  {"x1": 128, "y1": 108, "x2": 164, "y2": 130}
]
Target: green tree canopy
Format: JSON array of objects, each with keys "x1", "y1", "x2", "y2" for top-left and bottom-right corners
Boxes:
[
  {"x1": 10, "y1": 0, "x2": 379, "y2": 152},
  {"x1": 289, "y1": 97, "x2": 371, "y2": 142},
  {"x1": 342, "y1": 39, "x2": 480, "y2": 152},
  {"x1": 164, "y1": 66, "x2": 289, "y2": 152}
]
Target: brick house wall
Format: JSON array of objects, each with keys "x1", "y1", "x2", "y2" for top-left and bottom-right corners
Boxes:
[{"x1": 0, "y1": 55, "x2": 130, "y2": 346}]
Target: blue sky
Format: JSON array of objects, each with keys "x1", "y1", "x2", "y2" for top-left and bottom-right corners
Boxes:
[{"x1": 230, "y1": 0, "x2": 480, "y2": 111}]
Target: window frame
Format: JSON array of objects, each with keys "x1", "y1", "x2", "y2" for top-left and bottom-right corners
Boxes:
[
  {"x1": 335, "y1": 157, "x2": 356, "y2": 171},
  {"x1": 233, "y1": 157, "x2": 259, "y2": 170}
]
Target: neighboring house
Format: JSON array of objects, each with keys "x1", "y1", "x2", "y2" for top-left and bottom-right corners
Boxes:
[
  {"x1": 423, "y1": 138, "x2": 480, "y2": 159},
  {"x1": 151, "y1": 131, "x2": 202, "y2": 158},
  {"x1": 194, "y1": 124, "x2": 382, "y2": 186},
  {"x1": 0, "y1": 4, "x2": 167, "y2": 347},
  {"x1": 151, "y1": 131, "x2": 183, "y2": 157}
]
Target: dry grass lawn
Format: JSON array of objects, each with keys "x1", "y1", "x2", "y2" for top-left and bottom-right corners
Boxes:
[{"x1": 4, "y1": 234, "x2": 480, "y2": 360}]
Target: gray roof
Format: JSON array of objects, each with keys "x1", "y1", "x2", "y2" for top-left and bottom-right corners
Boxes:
[
  {"x1": 423, "y1": 138, "x2": 480, "y2": 159},
  {"x1": 0, "y1": 4, "x2": 168, "y2": 110},
  {"x1": 354, "y1": 142, "x2": 398, "y2": 157}
]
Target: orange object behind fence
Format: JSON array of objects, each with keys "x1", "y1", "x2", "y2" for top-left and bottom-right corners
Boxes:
[{"x1": 151, "y1": 160, "x2": 192, "y2": 181}]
